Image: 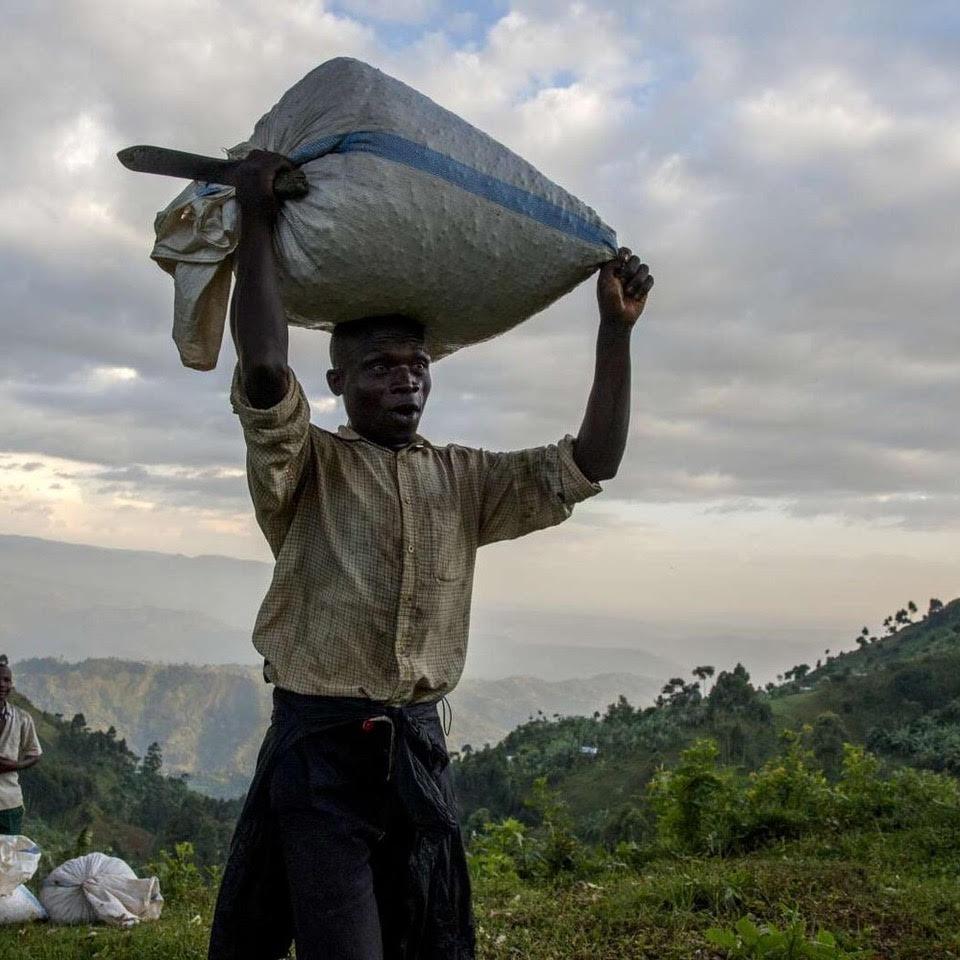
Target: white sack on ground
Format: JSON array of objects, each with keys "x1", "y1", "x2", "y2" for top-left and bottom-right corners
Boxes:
[
  {"x1": 151, "y1": 57, "x2": 618, "y2": 371},
  {"x1": 40, "y1": 853, "x2": 163, "y2": 927},
  {"x1": 0, "y1": 885, "x2": 47, "y2": 924},
  {"x1": 0, "y1": 835, "x2": 41, "y2": 896}
]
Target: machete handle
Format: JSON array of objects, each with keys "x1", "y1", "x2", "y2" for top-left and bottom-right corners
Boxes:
[{"x1": 116, "y1": 145, "x2": 310, "y2": 201}]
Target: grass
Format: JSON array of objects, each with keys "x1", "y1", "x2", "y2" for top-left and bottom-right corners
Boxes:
[
  {"x1": 0, "y1": 901, "x2": 213, "y2": 959},
  {"x1": 3, "y1": 828, "x2": 959, "y2": 959}
]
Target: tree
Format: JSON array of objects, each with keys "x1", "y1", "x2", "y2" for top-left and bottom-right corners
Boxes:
[
  {"x1": 707, "y1": 664, "x2": 770, "y2": 722},
  {"x1": 928, "y1": 598, "x2": 944, "y2": 618},
  {"x1": 69, "y1": 713, "x2": 87, "y2": 735},
  {"x1": 142, "y1": 741, "x2": 163, "y2": 777},
  {"x1": 810, "y1": 712, "x2": 847, "y2": 780},
  {"x1": 604, "y1": 695, "x2": 635, "y2": 723},
  {"x1": 692, "y1": 665, "x2": 715, "y2": 690}
]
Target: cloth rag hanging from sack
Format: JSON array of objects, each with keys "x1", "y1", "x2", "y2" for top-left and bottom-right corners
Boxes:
[{"x1": 150, "y1": 57, "x2": 617, "y2": 371}]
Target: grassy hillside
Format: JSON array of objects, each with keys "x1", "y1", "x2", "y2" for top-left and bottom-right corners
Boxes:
[
  {"x1": 454, "y1": 597, "x2": 960, "y2": 837},
  {"x1": 9, "y1": 689, "x2": 241, "y2": 870},
  {"x1": 6, "y1": 715, "x2": 960, "y2": 958},
  {"x1": 4, "y1": 598, "x2": 960, "y2": 958}
]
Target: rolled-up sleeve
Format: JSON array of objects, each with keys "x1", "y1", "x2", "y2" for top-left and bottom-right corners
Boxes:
[
  {"x1": 21, "y1": 715, "x2": 41, "y2": 758},
  {"x1": 476, "y1": 435, "x2": 602, "y2": 546},
  {"x1": 231, "y1": 365, "x2": 312, "y2": 556}
]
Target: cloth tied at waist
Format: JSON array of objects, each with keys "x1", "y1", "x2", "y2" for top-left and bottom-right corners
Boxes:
[
  {"x1": 208, "y1": 689, "x2": 474, "y2": 960},
  {"x1": 272, "y1": 691, "x2": 459, "y2": 835}
]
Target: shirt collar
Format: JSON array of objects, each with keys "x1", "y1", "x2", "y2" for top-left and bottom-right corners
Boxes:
[{"x1": 336, "y1": 424, "x2": 429, "y2": 451}]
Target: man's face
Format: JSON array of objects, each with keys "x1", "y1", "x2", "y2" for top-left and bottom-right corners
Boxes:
[
  {"x1": 0, "y1": 667, "x2": 12, "y2": 702},
  {"x1": 327, "y1": 331, "x2": 432, "y2": 449}
]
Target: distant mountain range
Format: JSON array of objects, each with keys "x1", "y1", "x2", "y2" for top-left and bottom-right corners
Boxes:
[
  {"x1": 0, "y1": 533, "x2": 834, "y2": 682},
  {"x1": 12, "y1": 657, "x2": 662, "y2": 798},
  {"x1": 0, "y1": 531, "x2": 839, "y2": 799}
]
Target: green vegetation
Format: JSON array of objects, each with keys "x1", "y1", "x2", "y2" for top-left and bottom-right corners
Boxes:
[
  {"x1": 454, "y1": 598, "x2": 960, "y2": 843},
  {"x1": 12, "y1": 692, "x2": 241, "y2": 870},
  {"x1": 4, "y1": 597, "x2": 960, "y2": 957},
  {"x1": 5, "y1": 736, "x2": 960, "y2": 957}
]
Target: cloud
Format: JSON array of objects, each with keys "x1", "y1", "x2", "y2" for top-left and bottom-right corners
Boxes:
[{"x1": 2, "y1": 0, "x2": 960, "y2": 581}]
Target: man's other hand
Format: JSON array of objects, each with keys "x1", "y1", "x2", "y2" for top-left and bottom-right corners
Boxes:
[
  {"x1": 0, "y1": 756, "x2": 18, "y2": 774},
  {"x1": 232, "y1": 149, "x2": 296, "y2": 222},
  {"x1": 597, "y1": 247, "x2": 654, "y2": 326}
]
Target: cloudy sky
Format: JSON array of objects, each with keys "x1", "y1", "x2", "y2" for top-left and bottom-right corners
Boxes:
[{"x1": 1, "y1": 0, "x2": 958, "y2": 653}]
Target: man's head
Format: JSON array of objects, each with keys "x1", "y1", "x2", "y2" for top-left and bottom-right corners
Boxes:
[
  {"x1": 0, "y1": 660, "x2": 12, "y2": 705},
  {"x1": 326, "y1": 316, "x2": 431, "y2": 449}
]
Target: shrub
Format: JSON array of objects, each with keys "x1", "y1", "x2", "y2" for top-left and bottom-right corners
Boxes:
[
  {"x1": 467, "y1": 817, "x2": 529, "y2": 888},
  {"x1": 740, "y1": 732, "x2": 833, "y2": 846},
  {"x1": 706, "y1": 915, "x2": 865, "y2": 959},
  {"x1": 648, "y1": 739, "x2": 739, "y2": 854},
  {"x1": 148, "y1": 842, "x2": 214, "y2": 907}
]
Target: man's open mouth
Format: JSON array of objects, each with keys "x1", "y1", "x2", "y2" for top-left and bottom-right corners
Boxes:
[{"x1": 391, "y1": 404, "x2": 420, "y2": 416}]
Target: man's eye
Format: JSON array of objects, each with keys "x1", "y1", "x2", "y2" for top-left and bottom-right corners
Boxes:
[{"x1": 372, "y1": 364, "x2": 388, "y2": 374}]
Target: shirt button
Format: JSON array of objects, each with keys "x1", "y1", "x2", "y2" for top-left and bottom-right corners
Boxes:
[
  {"x1": 407, "y1": 545, "x2": 415, "y2": 553},
  {"x1": 403, "y1": 496, "x2": 412, "y2": 505}
]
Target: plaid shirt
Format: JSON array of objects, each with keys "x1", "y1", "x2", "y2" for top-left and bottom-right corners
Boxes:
[{"x1": 232, "y1": 366, "x2": 601, "y2": 704}]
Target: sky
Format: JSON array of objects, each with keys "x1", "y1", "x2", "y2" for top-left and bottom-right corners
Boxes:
[{"x1": 1, "y1": 0, "x2": 958, "y2": 658}]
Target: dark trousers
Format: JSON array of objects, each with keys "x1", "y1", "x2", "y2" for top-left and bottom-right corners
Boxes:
[
  {"x1": 0, "y1": 805, "x2": 24, "y2": 835},
  {"x1": 269, "y1": 719, "x2": 457, "y2": 960}
]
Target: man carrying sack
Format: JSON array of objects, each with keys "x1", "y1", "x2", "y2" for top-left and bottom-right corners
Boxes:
[{"x1": 208, "y1": 151, "x2": 654, "y2": 960}]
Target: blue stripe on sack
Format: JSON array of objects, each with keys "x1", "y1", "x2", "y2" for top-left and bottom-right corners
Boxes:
[{"x1": 289, "y1": 130, "x2": 617, "y2": 251}]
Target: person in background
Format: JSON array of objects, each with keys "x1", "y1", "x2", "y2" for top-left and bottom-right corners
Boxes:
[{"x1": 0, "y1": 656, "x2": 42, "y2": 836}]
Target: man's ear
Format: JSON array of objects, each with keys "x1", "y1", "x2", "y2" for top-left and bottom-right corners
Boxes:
[{"x1": 326, "y1": 368, "x2": 344, "y2": 396}]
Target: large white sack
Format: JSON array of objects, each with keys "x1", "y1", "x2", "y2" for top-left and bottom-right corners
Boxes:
[
  {"x1": 0, "y1": 885, "x2": 47, "y2": 924},
  {"x1": 39, "y1": 852, "x2": 163, "y2": 927},
  {"x1": 0, "y1": 835, "x2": 41, "y2": 896},
  {"x1": 152, "y1": 57, "x2": 618, "y2": 371}
]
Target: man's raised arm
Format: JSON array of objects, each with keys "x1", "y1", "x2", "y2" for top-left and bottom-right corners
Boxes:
[
  {"x1": 573, "y1": 247, "x2": 654, "y2": 483},
  {"x1": 229, "y1": 150, "x2": 295, "y2": 410}
]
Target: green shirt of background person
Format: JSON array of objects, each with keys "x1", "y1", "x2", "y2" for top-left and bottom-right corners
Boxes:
[{"x1": 0, "y1": 656, "x2": 43, "y2": 836}]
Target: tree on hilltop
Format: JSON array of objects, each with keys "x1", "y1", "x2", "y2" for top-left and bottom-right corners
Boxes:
[{"x1": 142, "y1": 741, "x2": 163, "y2": 777}]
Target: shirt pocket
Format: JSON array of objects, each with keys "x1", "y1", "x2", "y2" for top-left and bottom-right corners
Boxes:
[{"x1": 432, "y1": 513, "x2": 470, "y2": 583}]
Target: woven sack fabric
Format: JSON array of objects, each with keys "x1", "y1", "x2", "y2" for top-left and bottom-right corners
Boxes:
[
  {"x1": 0, "y1": 835, "x2": 40, "y2": 896},
  {"x1": 40, "y1": 852, "x2": 163, "y2": 927},
  {"x1": 151, "y1": 57, "x2": 617, "y2": 371},
  {"x1": 0, "y1": 885, "x2": 47, "y2": 925}
]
